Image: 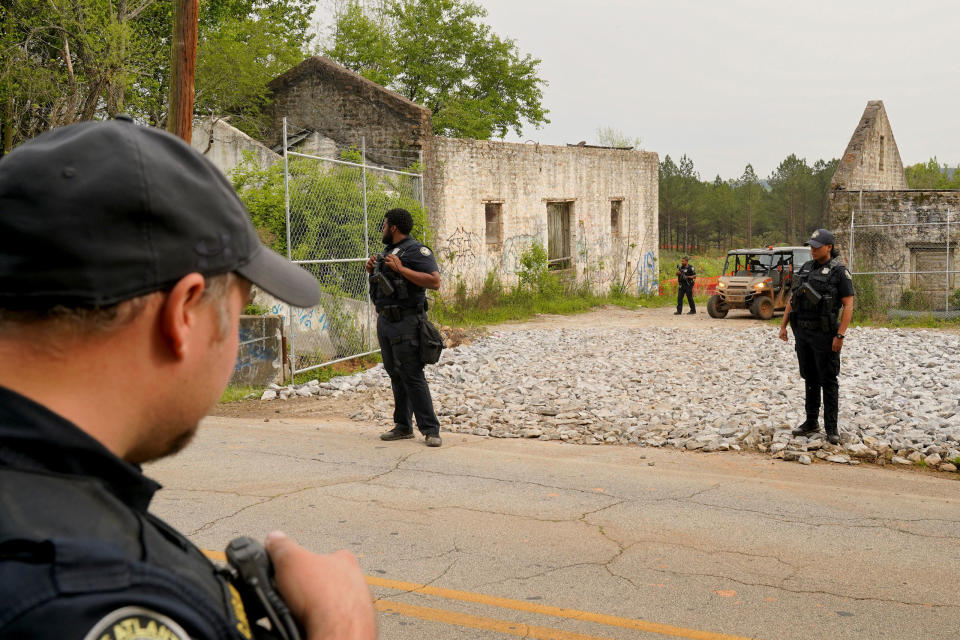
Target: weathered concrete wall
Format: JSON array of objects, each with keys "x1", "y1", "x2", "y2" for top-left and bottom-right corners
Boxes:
[
  {"x1": 830, "y1": 190, "x2": 960, "y2": 305},
  {"x1": 191, "y1": 117, "x2": 279, "y2": 178},
  {"x1": 266, "y1": 56, "x2": 431, "y2": 171},
  {"x1": 252, "y1": 287, "x2": 375, "y2": 365},
  {"x1": 831, "y1": 101, "x2": 908, "y2": 190},
  {"x1": 425, "y1": 138, "x2": 660, "y2": 295},
  {"x1": 231, "y1": 315, "x2": 284, "y2": 387}
]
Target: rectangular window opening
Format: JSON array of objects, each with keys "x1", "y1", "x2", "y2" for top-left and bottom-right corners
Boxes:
[
  {"x1": 485, "y1": 202, "x2": 502, "y2": 245},
  {"x1": 610, "y1": 200, "x2": 622, "y2": 238},
  {"x1": 879, "y1": 135, "x2": 885, "y2": 171},
  {"x1": 547, "y1": 201, "x2": 572, "y2": 270}
]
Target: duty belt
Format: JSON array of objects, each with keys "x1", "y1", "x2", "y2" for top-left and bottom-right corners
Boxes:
[{"x1": 377, "y1": 305, "x2": 422, "y2": 322}]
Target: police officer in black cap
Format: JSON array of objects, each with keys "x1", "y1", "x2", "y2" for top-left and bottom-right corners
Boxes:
[
  {"x1": 675, "y1": 257, "x2": 696, "y2": 315},
  {"x1": 779, "y1": 228, "x2": 855, "y2": 445},
  {"x1": 366, "y1": 208, "x2": 443, "y2": 447},
  {"x1": 0, "y1": 119, "x2": 376, "y2": 639}
]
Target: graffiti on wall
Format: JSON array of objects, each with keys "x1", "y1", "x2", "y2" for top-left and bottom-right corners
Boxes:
[
  {"x1": 500, "y1": 233, "x2": 538, "y2": 274},
  {"x1": 637, "y1": 251, "x2": 658, "y2": 294},
  {"x1": 440, "y1": 226, "x2": 481, "y2": 275}
]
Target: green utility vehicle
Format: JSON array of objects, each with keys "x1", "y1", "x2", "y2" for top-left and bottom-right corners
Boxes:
[{"x1": 707, "y1": 246, "x2": 812, "y2": 320}]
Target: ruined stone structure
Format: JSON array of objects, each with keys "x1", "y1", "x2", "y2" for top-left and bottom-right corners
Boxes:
[
  {"x1": 829, "y1": 100, "x2": 958, "y2": 308},
  {"x1": 190, "y1": 117, "x2": 279, "y2": 177},
  {"x1": 201, "y1": 56, "x2": 660, "y2": 298},
  {"x1": 264, "y1": 56, "x2": 431, "y2": 171},
  {"x1": 426, "y1": 138, "x2": 659, "y2": 295},
  {"x1": 830, "y1": 101, "x2": 907, "y2": 191}
]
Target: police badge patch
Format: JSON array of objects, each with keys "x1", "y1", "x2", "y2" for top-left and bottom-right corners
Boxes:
[
  {"x1": 83, "y1": 607, "x2": 191, "y2": 640},
  {"x1": 822, "y1": 267, "x2": 830, "y2": 275},
  {"x1": 420, "y1": 247, "x2": 432, "y2": 256}
]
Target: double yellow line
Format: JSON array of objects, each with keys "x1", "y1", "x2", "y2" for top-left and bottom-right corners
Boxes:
[
  {"x1": 368, "y1": 576, "x2": 754, "y2": 640},
  {"x1": 204, "y1": 550, "x2": 754, "y2": 639}
]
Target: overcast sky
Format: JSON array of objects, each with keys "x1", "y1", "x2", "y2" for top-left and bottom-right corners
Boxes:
[{"x1": 316, "y1": 0, "x2": 959, "y2": 180}]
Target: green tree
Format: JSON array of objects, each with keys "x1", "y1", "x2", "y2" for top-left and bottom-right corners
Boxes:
[
  {"x1": 324, "y1": 0, "x2": 549, "y2": 139},
  {"x1": 0, "y1": 0, "x2": 315, "y2": 153},
  {"x1": 904, "y1": 157, "x2": 960, "y2": 189},
  {"x1": 195, "y1": 2, "x2": 314, "y2": 136}
]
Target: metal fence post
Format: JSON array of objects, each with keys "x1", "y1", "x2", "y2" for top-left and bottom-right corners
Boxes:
[
  {"x1": 362, "y1": 136, "x2": 371, "y2": 350},
  {"x1": 947, "y1": 209, "x2": 952, "y2": 312},
  {"x1": 849, "y1": 205, "x2": 856, "y2": 274},
  {"x1": 282, "y1": 117, "x2": 296, "y2": 380}
]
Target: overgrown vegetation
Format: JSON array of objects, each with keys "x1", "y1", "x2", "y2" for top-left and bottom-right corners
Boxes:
[
  {"x1": 292, "y1": 354, "x2": 381, "y2": 386},
  {"x1": 431, "y1": 241, "x2": 663, "y2": 326}
]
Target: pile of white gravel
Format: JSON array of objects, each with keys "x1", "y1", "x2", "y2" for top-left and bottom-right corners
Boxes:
[{"x1": 261, "y1": 326, "x2": 960, "y2": 470}]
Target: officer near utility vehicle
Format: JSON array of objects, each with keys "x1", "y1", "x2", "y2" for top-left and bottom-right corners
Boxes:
[
  {"x1": 0, "y1": 119, "x2": 375, "y2": 639},
  {"x1": 366, "y1": 208, "x2": 443, "y2": 447},
  {"x1": 779, "y1": 229, "x2": 855, "y2": 445},
  {"x1": 675, "y1": 257, "x2": 697, "y2": 315}
]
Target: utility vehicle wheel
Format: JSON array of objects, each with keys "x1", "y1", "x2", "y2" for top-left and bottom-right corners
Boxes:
[
  {"x1": 751, "y1": 296, "x2": 774, "y2": 320},
  {"x1": 707, "y1": 295, "x2": 729, "y2": 318}
]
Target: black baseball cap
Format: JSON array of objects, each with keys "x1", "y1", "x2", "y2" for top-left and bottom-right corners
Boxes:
[
  {"x1": 0, "y1": 118, "x2": 319, "y2": 309},
  {"x1": 805, "y1": 228, "x2": 835, "y2": 248}
]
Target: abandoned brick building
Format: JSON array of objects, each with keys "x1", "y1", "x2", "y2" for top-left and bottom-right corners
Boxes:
[
  {"x1": 200, "y1": 55, "x2": 660, "y2": 297},
  {"x1": 829, "y1": 100, "x2": 959, "y2": 308}
]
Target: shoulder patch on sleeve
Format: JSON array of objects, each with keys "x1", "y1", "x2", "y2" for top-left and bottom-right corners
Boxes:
[
  {"x1": 83, "y1": 607, "x2": 191, "y2": 640},
  {"x1": 420, "y1": 246, "x2": 432, "y2": 256},
  {"x1": 845, "y1": 269, "x2": 852, "y2": 279}
]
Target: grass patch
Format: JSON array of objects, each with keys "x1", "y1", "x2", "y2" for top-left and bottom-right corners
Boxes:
[
  {"x1": 291, "y1": 353, "x2": 382, "y2": 386},
  {"x1": 219, "y1": 385, "x2": 259, "y2": 403},
  {"x1": 430, "y1": 282, "x2": 680, "y2": 327}
]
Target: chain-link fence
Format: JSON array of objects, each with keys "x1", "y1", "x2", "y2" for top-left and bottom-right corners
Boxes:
[
  {"x1": 840, "y1": 207, "x2": 959, "y2": 319},
  {"x1": 281, "y1": 118, "x2": 424, "y2": 375}
]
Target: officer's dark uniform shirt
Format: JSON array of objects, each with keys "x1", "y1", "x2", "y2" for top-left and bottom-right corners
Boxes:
[
  {"x1": 372, "y1": 236, "x2": 439, "y2": 309},
  {"x1": 677, "y1": 265, "x2": 696, "y2": 290},
  {"x1": 0, "y1": 386, "x2": 250, "y2": 639},
  {"x1": 791, "y1": 257, "x2": 855, "y2": 343}
]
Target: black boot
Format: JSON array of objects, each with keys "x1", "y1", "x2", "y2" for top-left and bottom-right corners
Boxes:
[
  {"x1": 791, "y1": 419, "x2": 819, "y2": 437},
  {"x1": 825, "y1": 428, "x2": 841, "y2": 445}
]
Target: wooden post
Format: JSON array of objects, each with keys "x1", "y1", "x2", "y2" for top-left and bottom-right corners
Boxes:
[{"x1": 167, "y1": 0, "x2": 199, "y2": 142}]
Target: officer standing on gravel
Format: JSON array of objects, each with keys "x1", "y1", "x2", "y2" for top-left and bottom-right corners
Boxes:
[
  {"x1": 366, "y1": 208, "x2": 443, "y2": 447},
  {"x1": 779, "y1": 229, "x2": 855, "y2": 445},
  {"x1": 675, "y1": 257, "x2": 697, "y2": 315}
]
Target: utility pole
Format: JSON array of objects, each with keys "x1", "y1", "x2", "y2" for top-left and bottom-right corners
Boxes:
[{"x1": 167, "y1": 0, "x2": 199, "y2": 142}]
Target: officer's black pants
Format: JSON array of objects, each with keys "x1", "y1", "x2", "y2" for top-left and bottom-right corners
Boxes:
[
  {"x1": 377, "y1": 313, "x2": 440, "y2": 436},
  {"x1": 794, "y1": 333, "x2": 840, "y2": 434},
  {"x1": 677, "y1": 286, "x2": 695, "y2": 312}
]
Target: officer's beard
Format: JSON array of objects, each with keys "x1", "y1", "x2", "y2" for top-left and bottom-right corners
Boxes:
[{"x1": 382, "y1": 230, "x2": 392, "y2": 245}]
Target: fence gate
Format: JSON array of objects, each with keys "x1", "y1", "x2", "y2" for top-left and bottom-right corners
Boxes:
[{"x1": 281, "y1": 118, "x2": 424, "y2": 376}]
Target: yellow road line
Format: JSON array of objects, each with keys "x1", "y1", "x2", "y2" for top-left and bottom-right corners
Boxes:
[
  {"x1": 367, "y1": 576, "x2": 755, "y2": 640},
  {"x1": 202, "y1": 550, "x2": 754, "y2": 640},
  {"x1": 375, "y1": 600, "x2": 618, "y2": 640}
]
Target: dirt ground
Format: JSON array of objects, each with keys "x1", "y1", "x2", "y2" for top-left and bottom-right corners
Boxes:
[{"x1": 212, "y1": 305, "x2": 771, "y2": 421}]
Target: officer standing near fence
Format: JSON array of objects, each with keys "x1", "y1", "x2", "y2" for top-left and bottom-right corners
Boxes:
[
  {"x1": 779, "y1": 229, "x2": 855, "y2": 445},
  {"x1": 675, "y1": 257, "x2": 697, "y2": 315},
  {"x1": 366, "y1": 208, "x2": 443, "y2": 447}
]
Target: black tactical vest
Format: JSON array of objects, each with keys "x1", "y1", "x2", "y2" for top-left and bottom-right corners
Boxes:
[{"x1": 792, "y1": 257, "x2": 842, "y2": 320}]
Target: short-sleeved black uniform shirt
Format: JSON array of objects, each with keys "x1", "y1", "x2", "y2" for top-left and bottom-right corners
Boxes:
[{"x1": 0, "y1": 386, "x2": 249, "y2": 640}]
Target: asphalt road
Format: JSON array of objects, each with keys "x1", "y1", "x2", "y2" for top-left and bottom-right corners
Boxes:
[{"x1": 148, "y1": 416, "x2": 960, "y2": 640}]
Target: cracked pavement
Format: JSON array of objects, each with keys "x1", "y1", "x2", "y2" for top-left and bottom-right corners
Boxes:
[{"x1": 147, "y1": 415, "x2": 960, "y2": 639}]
